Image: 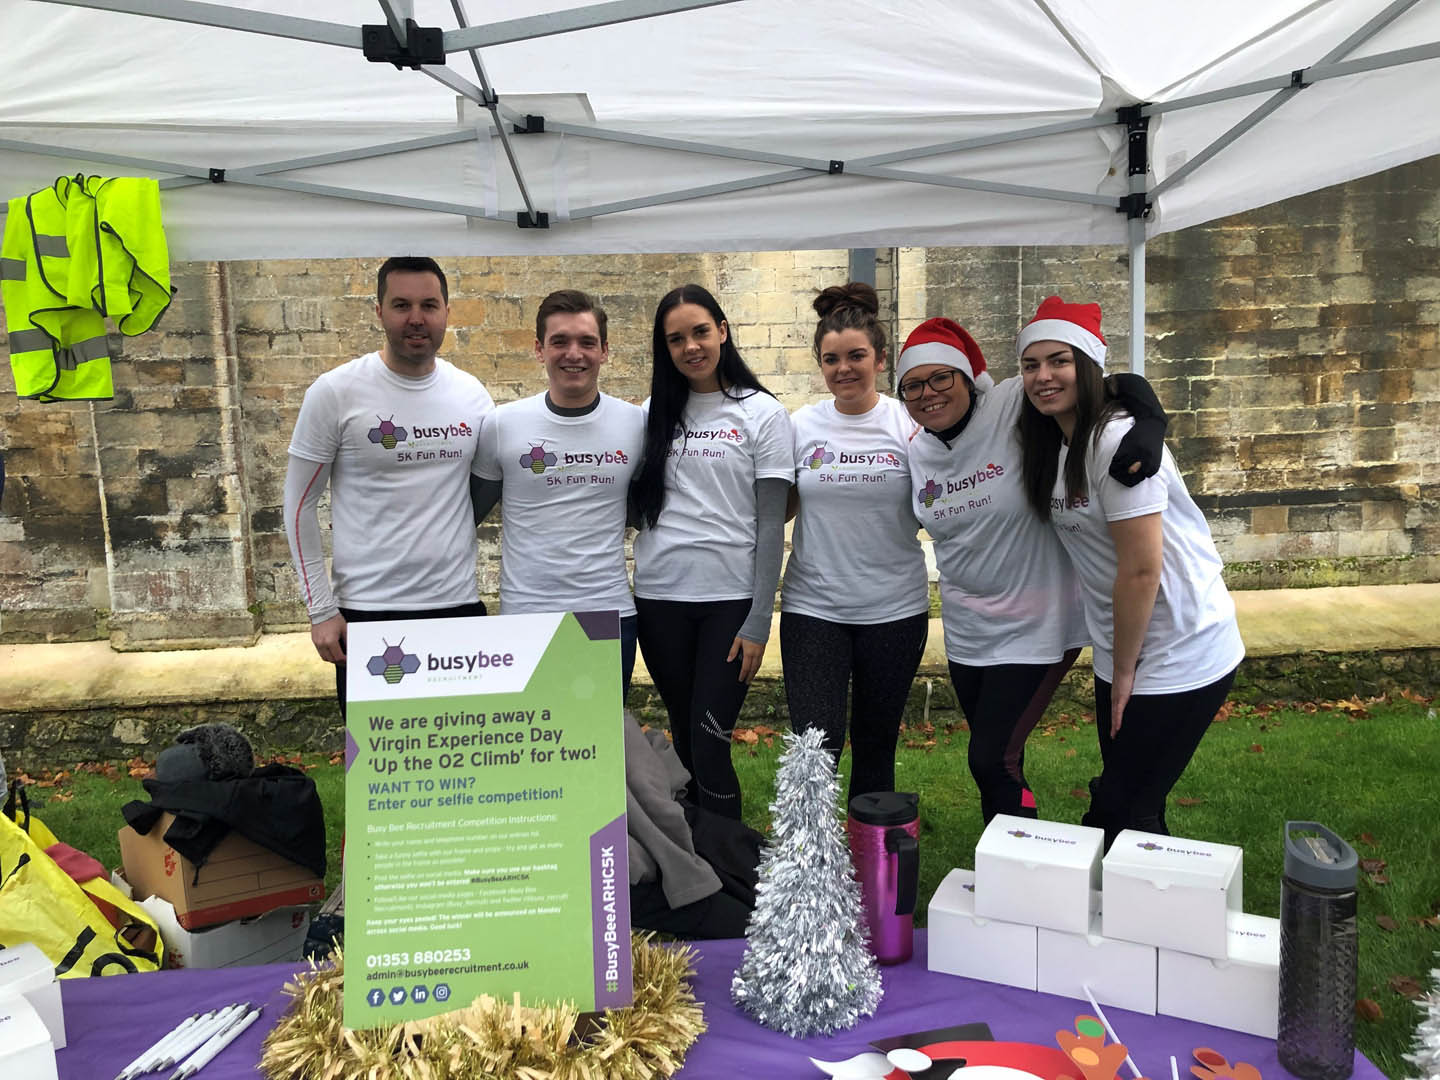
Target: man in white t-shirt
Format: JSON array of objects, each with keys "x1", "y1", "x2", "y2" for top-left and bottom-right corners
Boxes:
[
  {"x1": 471, "y1": 289, "x2": 644, "y2": 694},
  {"x1": 283, "y1": 256, "x2": 495, "y2": 708}
]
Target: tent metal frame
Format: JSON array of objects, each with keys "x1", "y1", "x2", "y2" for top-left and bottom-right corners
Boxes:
[{"x1": 12, "y1": 0, "x2": 1440, "y2": 370}]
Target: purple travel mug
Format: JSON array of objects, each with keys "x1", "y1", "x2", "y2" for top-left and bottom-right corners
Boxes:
[{"x1": 847, "y1": 792, "x2": 920, "y2": 965}]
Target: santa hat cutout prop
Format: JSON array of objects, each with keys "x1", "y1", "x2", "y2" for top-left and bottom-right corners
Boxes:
[
  {"x1": 1016, "y1": 296, "x2": 1108, "y2": 371},
  {"x1": 897, "y1": 318, "x2": 993, "y2": 391}
]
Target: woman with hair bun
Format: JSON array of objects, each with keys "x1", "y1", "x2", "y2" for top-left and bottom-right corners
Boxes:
[
  {"x1": 1016, "y1": 296, "x2": 1243, "y2": 847},
  {"x1": 780, "y1": 282, "x2": 930, "y2": 800},
  {"x1": 630, "y1": 284, "x2": 794, "y2": 821},
  {"x1": 899, "y1": 315, "x2": 1168, "y2": 826}
]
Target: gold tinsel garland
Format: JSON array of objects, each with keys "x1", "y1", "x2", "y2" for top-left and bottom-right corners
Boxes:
[{"x1": 259, "y1": 934, "x2": 705, "y2": 1080}]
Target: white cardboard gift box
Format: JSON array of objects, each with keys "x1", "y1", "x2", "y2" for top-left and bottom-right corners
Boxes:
[
  {"x1": 1037, "y1": 908, "x2": 1158, "y2": 1016},
  {"x1": 974, "y1": 814, "x2": 1103, "y2": 935},
  {"x1": 139, "y1": 894, "x2": 311, "y2": 970},
  {"x1": 0, "y1": 993, "x2": 57, "y2": 1080},
  {"x1": 1158, "y1": 911, "x2": 1280, "y2": 1038},
  {"x1": 0, "y1": 941, "x2": 66, "y2": 1049},
  {"x1": 927, "y1": 867, "x2": 1038, "y2": 991},
  {"x1": 1102, "y1": 830, "x2": 1242, "y2": 958}
]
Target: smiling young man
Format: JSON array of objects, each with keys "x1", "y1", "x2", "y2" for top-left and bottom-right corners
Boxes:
[
  {"x1": 283, "y1": 257, "x2": 495, "y2": 709},
  {"x1": 471, "y1": 289, "x2": 645, "y2": 694}
]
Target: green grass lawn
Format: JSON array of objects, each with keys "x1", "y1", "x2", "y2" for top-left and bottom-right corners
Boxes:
[{"x1": 23, "y1": 698, "x2": 1439, "y2": 1078}]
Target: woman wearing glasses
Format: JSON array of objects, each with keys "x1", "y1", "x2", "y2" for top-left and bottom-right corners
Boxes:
[{"x1": 899, "y1": 318, "x2": 1166, "y2": 825}]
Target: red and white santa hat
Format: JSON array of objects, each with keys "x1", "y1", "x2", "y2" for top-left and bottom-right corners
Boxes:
[
  {"x1": 896, "y1": 318, "x2": 993, "y2": 391},
  {"x1": 1015, "y1": 295, "x2": 1108, "y2": 370}
]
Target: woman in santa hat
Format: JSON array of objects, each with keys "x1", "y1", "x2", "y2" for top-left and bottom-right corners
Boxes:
[
  {"x1": 1016, "y1": 296, "x2": 1244, "y2": 847},
  {"x1": 899, "y1": 317, "x2": 1166, "y2": 826},
  {"x1": 780, "y1": 282, "x2": 930, "y2": 801}
]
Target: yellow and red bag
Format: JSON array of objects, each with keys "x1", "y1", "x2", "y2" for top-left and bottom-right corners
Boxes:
[{"x1": 1, "y1": 784, "x2": 163, "y2": 976}]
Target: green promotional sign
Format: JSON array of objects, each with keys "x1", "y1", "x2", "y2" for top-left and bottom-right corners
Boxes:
[{"x1": 343, "y1": 611, "x2": 630, "y2": 1028}]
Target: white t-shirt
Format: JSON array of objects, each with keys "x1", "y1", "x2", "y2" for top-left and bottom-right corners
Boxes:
[
  {"x1": 473, "y1": 392, "x2": 644, "y2": 616},
  {"x1": 906, "y1": 377, "x2": 1085, "y2": 665},
  {"x1": 632, "y1": 388, "x2": 794, "y2": 602},
  {"x1": 288, "y1": 352, "x2": 494, "y2": 610},
  {"x1": 782, "y1": 397, "x2": 929, "y2": 624},
  {"x1": 1049, "y1": 415, "x2": 1245, "y2": 693}
]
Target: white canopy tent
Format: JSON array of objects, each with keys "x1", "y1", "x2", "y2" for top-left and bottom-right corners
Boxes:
[{"x1": 3, "y1": 0, "x2": 1439, "y2": 371}]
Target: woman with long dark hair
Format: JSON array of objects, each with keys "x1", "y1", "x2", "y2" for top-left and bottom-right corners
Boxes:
[
  {"x1": 780, "y1": 282, "x2": 929, "y2": 800},
  {"x1": 631, "y1": 285, "x2": 793, "y2": 820},
  {"x1": 900, "y1": 316, "x2": 1168, "y2": 827},
  {"x1": 1016, "y1": 296, "x2": 1243, "y2": 847}
]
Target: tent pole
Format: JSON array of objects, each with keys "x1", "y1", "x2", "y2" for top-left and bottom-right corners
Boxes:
[
  {"x1": 443, "y1": 0, "x2": 744, "y2": 52},
  {"x1": 1128, "y1": 215, "x2": 1146, "y2": 378},
  {"x1": 1119, "y1": 105, "x2": 1151, "y2": 377}
]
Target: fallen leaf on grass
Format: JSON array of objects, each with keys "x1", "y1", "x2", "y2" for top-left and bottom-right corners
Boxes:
[
  {"x1": 49, "y1": 790, "x2": 74, "y2": 802},
  {"x1": 1388, "y1": 975, "x2": 1425, "y2": 1000},
  {"x1": 733, "y1": 728, "x2": 759, "y2": 745},
  {"x1": 1069, "y1": 788, "x2": 1088, "y2": 800},
  {"x1": 1176, "y1": 797, "x2": 1206, "y2": 807},
  {"x1": 1375, "y1": 915, "x2": 1400, "y2": 932},
  {"x1": 1410, "y1": 916, "x2": 1440, "y2": 929},
  {"x1": 1360, "y1": 858, "x2": 1387, "y2": 874},
  {"x1": 1368, "y1": 872, "x2": 1391, "y2": 886},
  {"x1": 1356, "y1": 999, "x2": 1384, "y2": 1023},
  {"x1": 1064, "y1": 748, "x2": 1077, "y2": 759},
  {"x1": 1212, "y1": 701, "x2": 1236, "y2": 723},
  {"x1": 1357, "y1": 832, "x2": 1377, "y2": 846},
  {"x1": 1399, "y1": 688, "x2": 1432, "y2": 705},
  {"x1": 1248, "y1": 743, "x2": 1264, "y2": 753},
  {"x1": 1321, "y1": 695, "x2": 1371, "y2": 718},
  {"x1": 128, "y1": 766, "x2": 152, "y2": 778}
]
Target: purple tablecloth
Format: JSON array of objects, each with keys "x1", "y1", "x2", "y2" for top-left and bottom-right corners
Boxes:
[{"x1": 59, "y1": 934, "x2": 1387, "y2": 1080}]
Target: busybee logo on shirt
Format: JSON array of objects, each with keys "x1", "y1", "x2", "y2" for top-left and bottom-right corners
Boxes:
[
  {"x1": 519, "y1": 438, "x2": 630, "y2": 486},
  {"x1": 370, "y1": 416, "x2": 472, "y2": 457},
  {"x1": 919, "y1": 463, "x2": 1005, "y2": 514},
  {"x1": 803, "y1": 443, "x2": 835, "y2": 469},
  {"x1": 671, "y1": 423, "x2": 744, "y2": 444}
]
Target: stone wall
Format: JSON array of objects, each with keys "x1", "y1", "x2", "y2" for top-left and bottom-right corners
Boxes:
[
  {"x1": 917, "y1": 161, "x2": 1440, "y2": 588},
  {"x1": 1, "y1": 159, "x2": 1437, "y2": 647}
]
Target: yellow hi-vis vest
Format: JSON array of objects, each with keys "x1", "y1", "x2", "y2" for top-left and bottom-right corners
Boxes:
[{"x1": 2, "y1": 174, "x2": 172, "y2": 401}]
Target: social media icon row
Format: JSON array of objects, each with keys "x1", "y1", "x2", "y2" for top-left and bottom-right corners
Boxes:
[{"x1": 367, "y1": 982, "x2": 451, "y2": 1007}]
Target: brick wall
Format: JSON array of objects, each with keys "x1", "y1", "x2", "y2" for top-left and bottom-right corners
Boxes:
[{"x1": 1, "y1": 160, "x2": 1436, "y2": 646}]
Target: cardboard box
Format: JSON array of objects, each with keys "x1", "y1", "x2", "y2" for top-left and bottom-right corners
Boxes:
[
  {"x1": 974, "y1": 814, "x2": 1103, "y2": 934},
  {"x1": 0, "y1": 942, "x2": 66, "y2": 1049},
  {"x1": 1158, "y1": 912, "x2": 1280, "y2": 1038},
  {"x1": 928, "y1": 868, "x2": 1038, "y2": 990},
  {"x1": 119, "y1": 813, "x2": 324, "y2": 929},
  {"x1": 1037, "y1": 909, "x2": 1158, "y2": 1016},
  {"x1": 0, "y1": 993, "x2": 57, "y2": 1080},
  {"x1": 1102, "y1": 830, "x2": 1242, "y2": 958},
  {"x1": 138, "y1": 895, "x2": 311, "y2": 969}
]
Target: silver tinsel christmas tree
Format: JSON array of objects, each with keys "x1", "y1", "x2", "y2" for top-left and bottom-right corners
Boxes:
[
  {"x1": 731, "y1": 727, "x2": 882, "y2": 1036},
  {"x1": 1406, "y1": 953, "x2": 1440, "y2": 1080}
]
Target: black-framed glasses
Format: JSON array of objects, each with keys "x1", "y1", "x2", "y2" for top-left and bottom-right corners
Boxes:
[{"x1": 897, "y1": 369, "x2": 958, "y2": 401}]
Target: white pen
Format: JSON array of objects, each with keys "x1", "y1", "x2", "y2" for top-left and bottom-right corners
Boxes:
[
  {"x1": 135, "y1": 1010, "x2": 220, "y2": 1076},
  {"x1": 169, "y1": 1005, "x2": 264, "y2": 1080},
  {"x1": 1082, "y1": 984, "x2": 1142, "y2": 1080},
  {"x1": 167, "y1": 1003, "x2": 252, "y2": 1078},
  {"x1": 115, "y1": 1012, "x2": 202, "y2": 1080},
  {"x1": 154, "y1": 1005, "x2": 244, "y2": 1070}
]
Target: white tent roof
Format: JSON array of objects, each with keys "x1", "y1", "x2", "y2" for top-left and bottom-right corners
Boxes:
[{"x1": 2, "y1": 0, "x2": 1439, "y2": 261}]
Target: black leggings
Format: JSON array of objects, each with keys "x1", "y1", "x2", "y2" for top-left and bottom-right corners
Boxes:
[
  {"x1": 1083, "y1": 667, "x2": 1238, "y2": 849},
  {"x1": 635, "y1": 597, "x2": 753, "y2": 819},
  {"x1": 335, "y1": 601, "x2": 488, "y2": 712},
  {"x1": 780, "y1": 611, "x2": 929, "y2": 801},
  {"x1": 948, "y1": 649, "x2": 1079, "y2": 824}
]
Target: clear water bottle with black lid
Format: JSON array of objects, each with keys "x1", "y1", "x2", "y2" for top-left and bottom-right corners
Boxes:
[{"x1": 1277, "y1": 821, "x2": 1358, "y2": 1080}]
